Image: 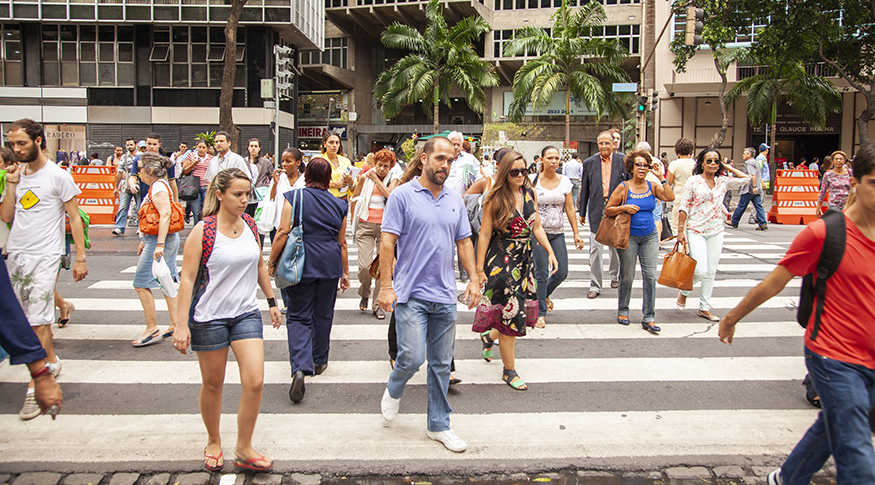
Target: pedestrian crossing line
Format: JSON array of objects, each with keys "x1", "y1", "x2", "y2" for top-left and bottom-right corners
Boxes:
[
  {"x1": 44, "y1": 321, "x2": 805, "y2": 342},
  {"x1": 0, "y1": 356, "x2": 807, "y2": 385},
  {"x1": 62, "y1": 295, "x2": 799, "y2": 312},
  {"x1": 0, "y1": 409, "x2": 818, "y2": 464},
  {"x1": 89, "y1": 278, "x2": 802, "y2": 291}
]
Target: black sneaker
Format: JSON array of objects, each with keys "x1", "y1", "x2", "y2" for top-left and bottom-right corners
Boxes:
[{"x1": 112, "y1": 228, "x2": 124, "y2": 236}]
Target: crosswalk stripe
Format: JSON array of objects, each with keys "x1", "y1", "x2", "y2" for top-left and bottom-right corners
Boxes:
[
  {"x1": 62, "y1": 295, "x2": 798, "y2": 312},
  {"x1": 88, "y1": 278, "x2": 803, "y2": 291},
  {"x1": 43, "y1": 321, "x2": 806, "y2": 342},
  {"x1": 0, "y1": 356, "x2": 807, "y2": 384},
  {"x1": 0, "y1": 409, "x2": 818, "y2": 464}
]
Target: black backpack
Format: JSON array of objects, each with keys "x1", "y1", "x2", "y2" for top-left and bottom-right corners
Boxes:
[{"x1": 796, "y1": 209, "x2": 846, "y2": 341}]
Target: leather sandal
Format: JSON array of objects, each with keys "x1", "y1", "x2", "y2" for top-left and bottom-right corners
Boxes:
[
  {"x1": 480, "y1": 331, "x2": 494, "y2": 362},
  {"x1": 502, "y1": 368, "x2": 528, "y2": 391}
]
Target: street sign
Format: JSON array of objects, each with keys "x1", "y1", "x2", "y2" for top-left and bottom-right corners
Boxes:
[{"x1": 612, "y1": 83, "x2": 638, "y2": 93}]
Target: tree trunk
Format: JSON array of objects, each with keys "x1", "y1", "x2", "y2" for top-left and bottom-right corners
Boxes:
[
  {"x1": 857, "y1": 86, "x2": 874, "y2": 146},
  {"x1": 433, "y1": 78, "x2": 440, "y2": 135},
  {"x1": 710, "y1": 51, "x2": 729, "y2": 148},
  {"x1": 565, "y1": 87, "x2": 571, "y2": 148},
  {"x1": 769, "y1": 100, "x2": 777, "y2": 195},
  {"x1": 219, "y1": 0, "x2": 247, "y2": 152}
]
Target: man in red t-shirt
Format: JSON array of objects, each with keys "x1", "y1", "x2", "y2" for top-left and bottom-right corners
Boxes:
[{"x1": 719, "y1": 142, "x2": 875, "y2": 485}]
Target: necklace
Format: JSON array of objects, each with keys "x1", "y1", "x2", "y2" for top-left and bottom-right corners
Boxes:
[{"x1": 218, "y1": 216, "x2": 239, "y2": 234}]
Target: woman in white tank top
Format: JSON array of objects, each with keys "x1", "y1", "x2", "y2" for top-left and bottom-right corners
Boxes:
[{"x1": 173, "y1": 168, "x2": 281, "y2": 472}]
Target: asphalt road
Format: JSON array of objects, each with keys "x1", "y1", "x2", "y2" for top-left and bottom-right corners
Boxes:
[{"x1": 0, "y1": 208, "x2": 819, "y2": 476}]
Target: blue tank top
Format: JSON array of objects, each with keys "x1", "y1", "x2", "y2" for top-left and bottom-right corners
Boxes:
[{"x1": 627, "y1": 182, "x2": 656, "y2": 237}]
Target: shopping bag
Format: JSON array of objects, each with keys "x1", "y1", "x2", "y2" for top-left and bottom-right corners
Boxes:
[
  {"x1": 254, "y1": 198, "x2": 276, "y2": 235},
  {"x1": 152, "y1": 256, "x2": 178, "y2": 297}
]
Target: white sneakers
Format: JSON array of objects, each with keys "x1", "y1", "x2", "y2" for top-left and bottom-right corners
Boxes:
[
  {"x1": 48, "y1": 357, "x2": 61, "y2": 378},
  {"x1": 767, "y1": 469, "x2": 783, "y2": 485},
  {"x1": 381, "y1": 388, "x2": 400, "y2": 426},
  {"x1": 426, "y1": 429, "x2": 467, "y2": 453}
]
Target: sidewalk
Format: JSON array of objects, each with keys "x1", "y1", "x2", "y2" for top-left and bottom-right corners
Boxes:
[{"x1": 0, "y1": 466, "x2": 837, "y2": 485}]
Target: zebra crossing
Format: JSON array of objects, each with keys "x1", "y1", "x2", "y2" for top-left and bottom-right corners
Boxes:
[{"x1": 0, "y1": 223, "x2": 819, "y2": 473}]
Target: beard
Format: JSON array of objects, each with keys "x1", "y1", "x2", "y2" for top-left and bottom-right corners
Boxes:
[
  {"x1": 16, "y1": 143, "x2": 40, "y2": 163},
  {"x1": 425, "y1": 166, "x2": 448, "y2": 185}
]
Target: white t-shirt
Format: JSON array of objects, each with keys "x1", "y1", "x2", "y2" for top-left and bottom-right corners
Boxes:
[
  {"x1": 7, "y1": 161, "x2": 81, "y2": 256},
  {"x1": 445, "y1": 152, "x2": 482, "y2": 196},
  {"x1": 269, "y1": 173, "x2": 305, "y2": 230},
  {"x1": 143, "y1": 178, "x2": 171, "y2": 206},
  {"x1": 534, "y1": 175, "x2": 573, "y2": 234},
  {"x1": 193, "y1": 225, "x2": 260, "y2": 322}
]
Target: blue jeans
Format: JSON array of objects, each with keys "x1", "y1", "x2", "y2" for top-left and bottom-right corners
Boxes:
[
  {"x1": 533, "y1": 232, "x2": 569, "y2": 317},
  {"x1": 186, "y1": 186, "x2": 208, "y2": 223},
  {"x1": 779, "y1": 347, "x2": 875, "y2": 485},
  {"x1": 617, "y1": 229, "x2": 659, "y2": 322},
  {"x1": 731, "y1": 192, "x2": 766, "y2": 227},
  {"x1": 114, "y1": 189, "x2": 138, "y2": 232},
  {"x1": 387, "y1": 297, "x2": 456, "y2": 432},
  {"x1": 570, "y1": 180, "x2": 580, "y2": 212}
]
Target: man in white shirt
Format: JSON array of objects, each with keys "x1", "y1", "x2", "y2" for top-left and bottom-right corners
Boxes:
[
  {"x1": 563, "y1": 152, "x2": 583, "y2": 212},
  {"x1": 205, "y1": 131, "x2": 250, "y2": 184},
  {"x1": 0, "y1": 118, "x2": 88, "y2": 420},
  {"x1": 445, "y1": 131, "x2": 482, "y2": 196}
]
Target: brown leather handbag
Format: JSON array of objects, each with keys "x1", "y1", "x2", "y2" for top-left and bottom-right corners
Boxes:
[
  {"x1": 658, "y1": 241, "x2": 697, "y2": 291},
  {"x1": 369, "y1": 255, "x2": 381, "y2": 280},
  {"x1": 594, "y1": 183, "x2": 630, "y2": 250},
  {"x1": 138, "y1": 179, "x2": 185, "y2": 235}
]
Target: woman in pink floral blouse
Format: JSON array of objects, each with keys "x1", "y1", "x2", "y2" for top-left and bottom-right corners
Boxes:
[
  {"x1": 817, "y1": 150, "x2": 852, "y2": 216},
  {"x1": 676, "y1": 149, "x2": 752, "y2": 322}
]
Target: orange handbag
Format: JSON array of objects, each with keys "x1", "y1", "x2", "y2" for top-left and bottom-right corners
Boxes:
[
  {"x1": 594, "y1": 183, "x2": 630, "y2": 250},
  {"x1": 138, "y1": 180, "x2": 185, "y2": 235},
  {"x1": 658, "y1": 241, "x2": 697, "y2": 291}
]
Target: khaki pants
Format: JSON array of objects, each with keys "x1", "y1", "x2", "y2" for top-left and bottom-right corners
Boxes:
[{"x1": 355, "y1": 220, "x2": 381, "y2": 310}]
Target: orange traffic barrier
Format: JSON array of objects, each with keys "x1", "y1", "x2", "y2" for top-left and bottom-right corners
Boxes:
[
  {"x1": 768, "y1": 169, "x2": 819, "y2": 225},
  {"x1": 70, "y1": 166, "x2": 118, "y2": 225}
]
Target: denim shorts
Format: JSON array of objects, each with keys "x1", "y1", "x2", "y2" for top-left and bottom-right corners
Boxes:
[
  {"x1": 189, "y1": 310, "x2": 263, "y2": 352},
  {"x1": 133, "y1": 233, "x2": 179, "y2": 289}
]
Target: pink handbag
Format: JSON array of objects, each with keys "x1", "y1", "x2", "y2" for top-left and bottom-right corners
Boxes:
[{"x1": 472, "y1": 300, "x2": 539, "y2": 333}]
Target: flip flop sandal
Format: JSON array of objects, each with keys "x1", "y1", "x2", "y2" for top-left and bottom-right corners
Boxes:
[
  {"x1": 234, "y1": 454, "x2": 273, "y2": 471},
  {"x1": 449, "y1": 375, "x2": 462, "y2": 385},
  {"x1": 162, "y1": 329, "x2": 175, "y2": 339},
  {"x1": 502, "y1": 368, "x2": 528, "y2": 391},
  {"x1": 546, "y1": 297, "x2": 554, "y2": 312},
  {"x1": 132, "y1": 330, "x2": 162, "y2": 347},
  {"x1": 359, "y1": 297, "x2": 368, "y2": 312},
  {"x1": 374, "y1": 308, "x2": 386, "y2": 320},
  {"x1": 58, "y1": 302, "x2": 75, "y2": 328},
  {"x1": 204, "y1": 449, "x2": 223, "y2": 471},
  {"x1": 480, "y1": 331, "x2": 494, "y2": 362},
  {"x1": 535, "y1": 317, "x2": 546, "y2": 328}
]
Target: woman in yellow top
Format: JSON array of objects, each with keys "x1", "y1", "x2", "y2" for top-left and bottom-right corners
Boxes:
[{"x1": 321, "y1": 131, "x2": 355, "y2": 199}]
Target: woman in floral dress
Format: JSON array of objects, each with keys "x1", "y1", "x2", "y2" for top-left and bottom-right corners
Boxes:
[
  {"x1": 817, "y1": 150, "x2": 852, "y2": 216},
  {"x1": 475, "y1": 150, "x2": 557, "y2": 391}
]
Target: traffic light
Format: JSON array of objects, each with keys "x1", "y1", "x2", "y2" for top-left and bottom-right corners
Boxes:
[
  {"x1": 274, "y1": 45, "x2": 294, "y2": 101},
  {"x1": 637, "y1": 94, "x2": 648, "y2": 113},
  {"x1": 685, "y1": 7, "x2": 704, "y2": 46},
  {"x1": 650, "y1": 89, "x2": 659, "y2": 111}
]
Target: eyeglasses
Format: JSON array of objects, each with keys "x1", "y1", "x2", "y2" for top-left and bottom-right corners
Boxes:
[
  {"x1": 704, "y1": 159, "x2": 721, "y2": 165},
  {"x1": 633, "y1": 163, "x2": 650, "y2": 168},
  {"x1": 509, "y1": 168, "x2": 529, "y2": 177}
]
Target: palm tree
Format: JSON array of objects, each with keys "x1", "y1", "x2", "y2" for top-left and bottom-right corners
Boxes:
[
  {"x1": 727, "y1": 53, "x2": 842, "y2": 187},
  {"x1": 504, "y1": 0, "x2": 630, "y2": 148},
  {"x1": 373, "y1": 0, "x2": 499, "y2": 134}
]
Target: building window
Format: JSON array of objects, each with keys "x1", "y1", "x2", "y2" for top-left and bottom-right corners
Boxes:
[
  {"x1": 40, "y1": 25, "x2": 133, "y2": 87},
  {"x1": 299, "y1": 37, "x2": 347, "y2": 69},
  {"x1": 493, "y1": 29, "x2": 514, "y2": 57},
  {"x1": 494, "y1": 0, "x2": 637, "y2": 10},
  {"x1": 596, "y1": 24, "x2": 640, "y2": 55},
  {"x1": 1, "y1": 24, "x2": 22, "y2": 86},
  {"x1": 152, "y1": 26, "x2": 245, "y2": 88}
]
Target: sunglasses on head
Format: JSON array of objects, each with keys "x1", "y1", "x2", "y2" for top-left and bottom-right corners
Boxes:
[{"x1": 509, "y1": 168, "x2": 529, "y2": 177}]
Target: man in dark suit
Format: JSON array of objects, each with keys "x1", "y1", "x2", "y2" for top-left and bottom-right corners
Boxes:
[{"x1": 578, "y1": 131, "x2": 628, "y2": 299}]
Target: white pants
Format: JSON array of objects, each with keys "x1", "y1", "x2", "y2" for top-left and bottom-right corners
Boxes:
[
  {"x1": 588, "y1": 231, "x2": 619, "y2": 292},
  {"x1": 680, "y1": 231, "x2": 724, "y2": 311}
]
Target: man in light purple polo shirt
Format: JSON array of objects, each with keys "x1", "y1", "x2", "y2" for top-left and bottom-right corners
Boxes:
[{"x1": 377, "y1": 136, "x2": 481, "y2": 453}]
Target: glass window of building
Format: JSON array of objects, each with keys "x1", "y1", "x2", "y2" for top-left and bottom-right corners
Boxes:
[
  {"x1": 152, "y1": 26, "x2": 245, "y2": 88},
  {"x1": 40, "y1": 24, "x2": 133, "y2": 87},
  {"x1": 1, "y1": 24, "x2": 22, "y2": 86}
]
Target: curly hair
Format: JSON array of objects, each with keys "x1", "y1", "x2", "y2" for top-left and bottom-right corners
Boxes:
[
  {"x1": 674, "y1": 138, "x2": 695, "y2": 156},
  {"x1": 373, "y1": 148, "x2": 396, "y2": 168},
  {"x1": 623, "y1": 149, "x2": 653, "y2": 175}
]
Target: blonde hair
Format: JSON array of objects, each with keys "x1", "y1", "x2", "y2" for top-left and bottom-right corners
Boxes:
[{"x1": 203, "y1": 168, "x2": 251, "y2": 217}]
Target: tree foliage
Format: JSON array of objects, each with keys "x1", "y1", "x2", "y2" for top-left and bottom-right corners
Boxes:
[
  {"x1": 504, "y1": 0, "x2": 630, "y2": 147},
  {"x1": 373, "y1": 0, "x2": 499, "y2": 134}
]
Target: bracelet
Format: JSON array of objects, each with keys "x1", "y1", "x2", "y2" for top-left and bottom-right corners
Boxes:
[
  {"x1": 380, "y1": 286, "x2": 393, "y2": 290},
  {"x1": 30, "y1": 365, "x2": 52, "y2": 380},
  {"x1": 267, "y1": 260, "x2": 276, "y2": 266},
  {"x1": 76, "y1": 259, "x2": 86, "y2": 263},
  {"x1": 476, "y1": 270, "x2": 486, "y2": 274},
  {"x1": 267, "y1": 297, "x2": 277, "y2": 308},
  {"x1": 660, "y1": 180, "x2": 668, "y2": 185},
  {"x1": 156, "y1": 242, "x2": 165, "y2": 247}
]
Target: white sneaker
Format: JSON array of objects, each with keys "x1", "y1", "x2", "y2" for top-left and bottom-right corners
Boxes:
[
  {"x1": 426, "y1": 429, "x2": 467, "y2": 453},
  {"x1": 48, "y1": 357, "x2": 61, "y2": 378},
  {"x1": 19, "y1": 392, "x2": 40, "y2": 420},
  {"x1": 380, "y1": 388, "x2": 400, "y2": 426},
  {"x1": 767, "y1": 468, "x2": 783, "y2": 485}
]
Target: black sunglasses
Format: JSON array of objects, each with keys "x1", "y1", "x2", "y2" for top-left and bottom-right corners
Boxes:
[
  {"x1": 704, "y1": 158, "x2": 721, "y2": 165},
  {"x1": 509, "y1": 168, "x2": 529, "y2": 177}
]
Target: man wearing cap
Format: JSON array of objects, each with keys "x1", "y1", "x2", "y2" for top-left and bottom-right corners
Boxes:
[{"x1": 757, "y1": 143, "x2": 770, "y2": 192}]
